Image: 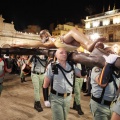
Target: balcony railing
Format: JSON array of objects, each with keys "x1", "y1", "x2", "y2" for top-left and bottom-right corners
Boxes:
[{"x1": 87, "y1": 9, "x2": 120, "y2": 19}]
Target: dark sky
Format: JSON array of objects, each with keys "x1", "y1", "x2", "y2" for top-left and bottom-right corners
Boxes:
[{"x1": 0, "y1": 0, "x2": 119, "y2": 31}]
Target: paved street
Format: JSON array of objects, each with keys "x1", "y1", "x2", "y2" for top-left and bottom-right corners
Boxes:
[{"x1": 0, "y1": 73, "x2": 92, "y2": 120}]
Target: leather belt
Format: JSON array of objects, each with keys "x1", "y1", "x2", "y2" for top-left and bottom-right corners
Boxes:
[
  {"x1": 76, "y1": 76, "x2": 80, "y2": 78},
  {"x1": 91, "y1": 95, "x2": 112, "y2": 106},
  {"x1": 31, "y1": 71, "x2": 44, "y2": 75},
  {"x1": 51, "y1": 89, "x2": 71, "y2": 98}
]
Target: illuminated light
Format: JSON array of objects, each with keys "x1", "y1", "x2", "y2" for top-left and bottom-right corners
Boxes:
[
  {"x1": 86, "y1": 16, "x2": 89, "y2": 20},
  {"x1": 85, "y1": 22, "x2": 90, "y2": 28},
  {"x1": 103, "y1": 18, "x2": 110, "y2": 25},
  {"x1": 93, "y1": 20, "x2": 100, "y2": 27},
  {"x1": 113, "y1": 16, "x2": 120, "y2": 24},
  {"x1": 90, "y1": 33, "x2": 100, "y2": 41}
]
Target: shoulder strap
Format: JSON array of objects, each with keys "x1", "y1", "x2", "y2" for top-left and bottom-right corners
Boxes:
[
  {"x1": 36, "y1": 56, "x2": 46, "y2": 67},
  {"x1": 50, "y1": 62, "x2": 75, "y2": 95},
  {"x1": 57, "y1": 64, "x2": 73, "y2": 87},
  {"x1": 51, "y1": 61, "x2": 74, "y2": 87},
  {"x1": 33, "y1": 56, "x2": 37, "y2": 72},
  {"x1": 33, "y1": 55, "x2": 47, "y2": 72},
  {"x1": 50, "y1": 62, "x2": 56, "y2": 90},
  {"x1": 51, "y1": 62, "x2": 57, "y2": 74},
  {"x1": 112, "y1": 74, "x2": 118, "y2": 91},
  {"x1": 56, "y1": 62, "x2": 74, "y2": 87},
  {"x1": 100, "y1": 74, "x2": 118, "y2": 102}
]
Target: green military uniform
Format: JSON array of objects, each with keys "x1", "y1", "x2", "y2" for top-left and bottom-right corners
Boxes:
[
  {"x1": 45, "y1": 61, "x2": 80, "y2": 120},
  {"x1": 74, "y1": 63, "x2": 83, "y2": 105},
  {"x1": 73, "y1": 63, "x2": 84, "y2": 115},
  {"x1": 30, "y1": 55, "x2": 46, "y2": 112},
  {"x1": 74, "y1": 77, "x2": 83, "y2": 105}
]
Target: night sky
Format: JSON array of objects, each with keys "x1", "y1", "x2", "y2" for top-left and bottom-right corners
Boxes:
[{"x1": 0, "y1": 0, "x2": 119, "y2": 31}]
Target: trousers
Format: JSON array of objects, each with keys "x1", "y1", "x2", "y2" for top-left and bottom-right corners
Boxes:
[
  {"x1": 74, "y1": 77, "x2": 83, "y2": 105},
  {"x1": 50, "y1": 93, "x2": 72, "y2": 120},
  {"x1": 31, "y1": 73, "x2": 44, "y2": 101}
]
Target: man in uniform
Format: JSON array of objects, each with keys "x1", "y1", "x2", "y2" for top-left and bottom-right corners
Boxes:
[
  {"x1": 27, "y1": 55, "x2": 47, "y2": 112},
  {"x1": 43, "y1": 47, "x2": 82, "y2": 120},
  {"x1": 90, "y1": 47, "x2": 120, "y2": 120},
  {"x1": 72, "y1": 63, "x2": 85, "y2": 115}
]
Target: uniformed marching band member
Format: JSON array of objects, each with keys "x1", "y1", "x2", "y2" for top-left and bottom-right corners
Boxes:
[
  {"x1": 43, "y1": 48, "x2": 82, "y2": 120},
  {"x1": 90, "y1": 47, "x2": 120, "y2": 120},
  {"x1": 27, "y1": 55, "x2": 47, "y2": 112},
  {"x1": 72, "y1": 63, "x2": 85, "y2": 115}
]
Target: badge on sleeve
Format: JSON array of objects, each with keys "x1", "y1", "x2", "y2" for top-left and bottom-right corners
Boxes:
[{"x1": 94, "y1": 67, "x2": 100, "y2": 72}]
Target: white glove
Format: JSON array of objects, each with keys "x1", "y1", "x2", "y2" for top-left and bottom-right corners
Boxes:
[
  {"x1": 44, "y1": 101, "x2": 51, "y2": 107},
  {"x1": 103, "y1": 54, "x2": 119, "y2": 64}
]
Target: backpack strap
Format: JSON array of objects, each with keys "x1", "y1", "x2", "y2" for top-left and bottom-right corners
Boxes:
[
  {"x1": 37, "y1": 56, "x2": 46, "y2": 68},
  {"x1": 49, "y1": 62, "x2": 56, "y2": 92},
  {"x1": 51, "y1": 61, "x2": 74, "y2": 87},
  {"x1": 112, "y1": 73, "x2": 118, "y2": 91},
  {"x1": 32, "y1": 55, "x2": 47, "y2": 73},
  {"x1": 57, "y1": 64, "x2": 73, "y2": 87},
  {"x1": 33, "y1": 56, "x2": 37, "y2": 73}
]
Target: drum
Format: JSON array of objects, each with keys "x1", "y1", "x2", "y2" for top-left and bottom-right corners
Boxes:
[{"x1": 21, "y1": 64, "x2": 31, "y2": 74}]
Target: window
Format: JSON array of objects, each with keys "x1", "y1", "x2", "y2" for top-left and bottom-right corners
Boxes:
[{"x1": 109, "y1": 34, "x2": 113, "y2": 42}]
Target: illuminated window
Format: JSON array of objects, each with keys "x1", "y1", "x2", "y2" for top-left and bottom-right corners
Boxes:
[
  {"x1": 113, "y1": 16, "x2": 120, "y2": 24},
  {"x1": 85, "y1": 22, "x2": 90, "y2": 29},
  {"x1": 93, "y1": 20, "x2": 100, "y2": 27},
  {"x1": 103, "y1": 19, "x2": 110, "y2": 25}
]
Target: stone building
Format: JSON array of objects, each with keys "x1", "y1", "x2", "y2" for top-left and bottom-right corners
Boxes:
[
  {"x1": 52, "y1": 22, "x2": 84, "y2": 52},
  {"x1": 0, "y1": 15, "x2": 40, "y2": 48},
  {"x1": 84, "y1": 9, "x2": 120, "y2": 54},
  {"x1": 52, "y1": 22, "x2": 83, "y2": 36}
]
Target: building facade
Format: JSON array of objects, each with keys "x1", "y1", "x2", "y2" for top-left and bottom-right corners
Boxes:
[
  {"x1": 0, "y1": 15, "x2": 40, "y2": 48},
  {"x1": 84, "y1": 9, "x2": 120, "y2": 54},
  {"x1": 52, "y1": 22, "x2": 84, "y2": 52},
  {"x1": 52, "y1": 22, "x2": 83, "y2": 36}
]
